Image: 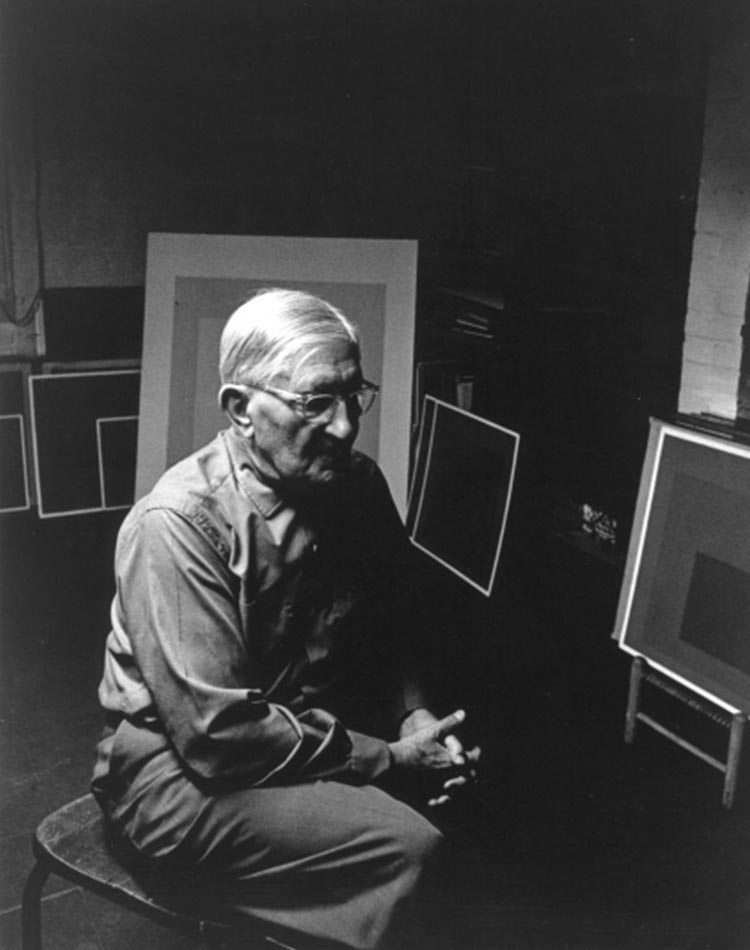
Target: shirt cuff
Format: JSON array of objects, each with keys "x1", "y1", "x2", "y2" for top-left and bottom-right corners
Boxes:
[{"x1": 346, "y1": 729, "x2": 393, "y2": 781}]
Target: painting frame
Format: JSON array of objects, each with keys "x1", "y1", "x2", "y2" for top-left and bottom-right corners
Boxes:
[
  {"x1": 0, "y1": 414, "x2": 30, "y2": 513},
  {"x1": 0, "y1": 362, "x2": 33, "y2": 512},
  {"x1": 28, "y1": 369, "x2": 141, "y2": 518},
  {"x1": 407, "y1": 396, "x2": 520, "y2": 596},
  {"x1": 136, "y1": 233, "x2": 418, "y2": 515},
  {"x1": 614, "y1": 418, "x2": 750, "y2": 714}
]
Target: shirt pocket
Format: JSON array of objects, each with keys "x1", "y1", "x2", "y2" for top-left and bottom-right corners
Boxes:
[{"x1": 242, "y1": 578, "x2": 305, "y2": 666}]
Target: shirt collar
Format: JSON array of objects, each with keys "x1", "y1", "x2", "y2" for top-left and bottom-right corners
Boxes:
[{"x1": 223, "y1": 427, "x2": 285, "y2": 519}]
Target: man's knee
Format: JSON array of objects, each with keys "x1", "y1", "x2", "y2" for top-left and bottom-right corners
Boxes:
[{"x1": 397, "y1": 814, "x2": 444, "y2": 872}]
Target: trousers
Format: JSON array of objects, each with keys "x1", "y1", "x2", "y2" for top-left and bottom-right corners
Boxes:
[{"x1": 98, "y1": 721, "x2": 444, "y2": 950}]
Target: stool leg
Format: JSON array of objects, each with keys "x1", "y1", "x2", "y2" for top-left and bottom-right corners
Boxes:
[{"x1": 21, "y1": 861, "x2": 50, "y2": 950}]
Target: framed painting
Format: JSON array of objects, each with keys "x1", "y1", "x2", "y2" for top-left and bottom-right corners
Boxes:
[
  {"x1": 614, "y1": 418, "x2": 750, "y2": 714},
  {"x1": 136, "y1": 234, "x2": 418, "y2": 515},
  {"x1": 28, "y1": 369, "x2": 140, "y2": 517},
  {"x1": 0, "y1": 363, "x2": 32, "y2": 512},
  {"x1": 407, "y1": 396, "x2": 520, "y2": 596},
  {"x1": 0, "y1": 415, "x2": 30, "y2": 513}
]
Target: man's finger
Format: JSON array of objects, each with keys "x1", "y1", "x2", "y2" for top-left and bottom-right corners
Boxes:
[
  {"x1": 443, "y1": 775, "x2": 468, "y2": 790},
  {"x1": 464, "y1": 745, "x2": 482, "y2": 764},
  {"x1": 429, "y1": 709, "x2": 465, "y2": 740},
  {"x1": 443, "y1": 734, "x2": 465, "y2": 766},
  {"x1": 428, "y1": 793, "x2": 451, "y2": 807}
]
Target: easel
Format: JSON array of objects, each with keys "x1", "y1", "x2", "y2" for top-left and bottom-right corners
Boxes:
[{"x1": 625, "y1": 656, "x2": 748, "y2": 809}]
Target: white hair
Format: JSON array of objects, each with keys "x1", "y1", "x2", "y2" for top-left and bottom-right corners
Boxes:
[{"x1": 219, "y1": 288, "x2": 360, "y2": 388}]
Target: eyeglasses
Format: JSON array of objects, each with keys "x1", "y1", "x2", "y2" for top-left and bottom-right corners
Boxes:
[{"x1": 244, "y1": 380, "x2": 379, "y2": 423}]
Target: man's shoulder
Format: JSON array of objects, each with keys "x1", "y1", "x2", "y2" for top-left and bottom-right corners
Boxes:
[
  {"x1": 122, "y1": 432, "x2": 240, "y2": 543},
  {"x1": 144, "y1": 432, "x2": 233, "y2": 510}
]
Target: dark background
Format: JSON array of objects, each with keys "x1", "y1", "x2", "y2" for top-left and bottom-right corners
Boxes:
[{"x1": 5, "y1": 2, "x2": 750, "y2": 949}]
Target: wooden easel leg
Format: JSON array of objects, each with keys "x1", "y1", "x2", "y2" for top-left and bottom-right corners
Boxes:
[
  {"x1": 723, "y1": 713, "x2": 747, "y2": 810},
  {"x1": 625, "y1": 656, "x2": 646, "y2": 745}
]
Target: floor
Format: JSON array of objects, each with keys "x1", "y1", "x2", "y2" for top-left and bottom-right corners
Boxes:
[{"x1": 1, "y1": 508, "x2": 750, "y2": 950}]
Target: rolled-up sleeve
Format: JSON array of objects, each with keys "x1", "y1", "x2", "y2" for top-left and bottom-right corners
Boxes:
[{"x1": 113, "y1": 507, "x2": 391, "y2": 788}]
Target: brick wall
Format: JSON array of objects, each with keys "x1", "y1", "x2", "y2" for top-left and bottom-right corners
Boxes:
[{"x1": 679, "y1": 0, "x2": 750, "y2": 419}]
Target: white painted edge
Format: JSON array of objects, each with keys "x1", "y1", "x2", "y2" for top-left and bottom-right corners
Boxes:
[
  {"x1": 96, "y1": 415, "x2": 139, "y2": 510},
  {"x1": 620, "y1": 645, "x2": 740, "y2": 715},
  {"x1": 616, "y1": 420, "x2": 750, "y2": 715},
  {"x1": 138, "y1": 233, "x2": 417, "y2": 516},
  {"x1": 29, "y1": 369, "x2": 140, "y2": 518},
  {"x1": 409, "y1": 396, "x2": 520, "y2": 597},
  {"x1": 0, "y1": 414, "x2": 30, "y2": 512}
]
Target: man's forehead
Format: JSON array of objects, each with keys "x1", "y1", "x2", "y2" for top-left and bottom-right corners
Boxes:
[{"x1": 283, "y1": 343, "x2": 361, "y2": 389}]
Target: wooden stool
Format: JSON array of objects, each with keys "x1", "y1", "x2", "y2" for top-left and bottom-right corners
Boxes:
[{"x1": 21, "y1": 794, "x2": 299, "y2": 950}]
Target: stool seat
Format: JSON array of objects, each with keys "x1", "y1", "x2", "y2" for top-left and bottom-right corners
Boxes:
[{"x1": 21, "y1": 793, "x2": 297, "y2": 950}]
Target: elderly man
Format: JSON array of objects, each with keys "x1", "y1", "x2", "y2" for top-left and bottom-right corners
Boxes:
[{"x1": 92, "y1": 288, "x2": 478, "y2": 950}]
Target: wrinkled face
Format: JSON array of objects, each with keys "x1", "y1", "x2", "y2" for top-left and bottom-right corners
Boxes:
[{"x1": 245, "y1": 339, "x2": 362, "y2": 493}]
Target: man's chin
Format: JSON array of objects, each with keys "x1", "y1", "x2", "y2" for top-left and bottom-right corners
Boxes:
[
  {"x1": 284, "y1": 456, "x2": 352, "y2": 495},
  {"x1": 315, "y1": 459, "x2": 351, "y2": 481},
  {"x1": 309, "y1": 454, "x2": 353, "y2": 485}
]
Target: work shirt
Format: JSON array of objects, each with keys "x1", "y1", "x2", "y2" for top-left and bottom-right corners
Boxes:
[{"x1": 94, "y1": 427, "x2": 425, "y2": 797}]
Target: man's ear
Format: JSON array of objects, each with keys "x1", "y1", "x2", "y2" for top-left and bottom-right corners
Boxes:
[{"x1": 219, "y1": 384, "x2": 253, "y2": 435}]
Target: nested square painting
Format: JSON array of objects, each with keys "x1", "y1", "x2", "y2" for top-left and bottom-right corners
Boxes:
[
  {"x1": 137, "y1": 234, "x2": 417, "y2": 515},
  {"x1": 615, "y1": 419, "x2": 750, "y2": 713}
]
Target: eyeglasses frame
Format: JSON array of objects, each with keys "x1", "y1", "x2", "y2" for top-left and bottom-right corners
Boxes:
[{"x1": 236, "y1": 380, "x2": 380, "y2": 423}]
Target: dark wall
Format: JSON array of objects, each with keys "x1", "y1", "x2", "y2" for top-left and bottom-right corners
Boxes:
[
  {"x1": 416, "y1": 0, "x2": 711, "y2": 567},
  {"x1": 0, "y1": 0, "x2": 713, "y2": 718},
  {"x1": 3, "y1": 0, "x2": 711, "y2": 544},
  {"x1": 3, "y1": 1, "x2": 708, "y2": 287},
  {"x1": 3, "y1": 0, "x2": 469, "y2": 290}
]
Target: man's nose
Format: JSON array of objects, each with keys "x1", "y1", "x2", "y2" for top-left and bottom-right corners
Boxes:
[{"x1": 325, "y1": 396, "x2": 358, "y2": 441}]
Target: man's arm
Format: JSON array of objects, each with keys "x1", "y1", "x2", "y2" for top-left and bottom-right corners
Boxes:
[
  {"x1": 113, "y1": 506, "x2": 391, "y2": 788},
  {"x1": 354, "y1": 459, "x2": 483, "y2": 801}
]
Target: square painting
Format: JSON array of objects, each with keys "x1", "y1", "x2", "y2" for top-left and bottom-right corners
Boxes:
[
  {"x1": 407, "y1": 397, "x2": 519, "y2": 596},
  {"x1": 615, "y1": 419, "x2": 750, "y2": 713},
  {"x1": 137, "y1": 234, "x2": 417, "y2": 515}
]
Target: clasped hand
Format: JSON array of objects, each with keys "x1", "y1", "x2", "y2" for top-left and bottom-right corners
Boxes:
[{"x1": 389, "y1": 707, "x2": 481, "y2": 807}]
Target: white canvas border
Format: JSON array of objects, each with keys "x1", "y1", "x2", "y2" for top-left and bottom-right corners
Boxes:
[
  {"x1": 137, "y1": 233, "x2": 417, "y2": 516},
  {"x1": 29, "y1": 369, "x2": 140, "y2": 518},
  {"x1": 0, "y1": 362, "x2": 34, "y2": 507},
  {"x1": 615, "y1": 420, "x2": 750, "y2": 714},
  {"x1": 409, "y1": 396, "x2": 520, "y2": 597},
  {"x1": 96, "y1": 415, "x2": 139, "y2": 511},
  {"x1": 0, "y1": 413, "x2": 31, "y2": 513}
]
